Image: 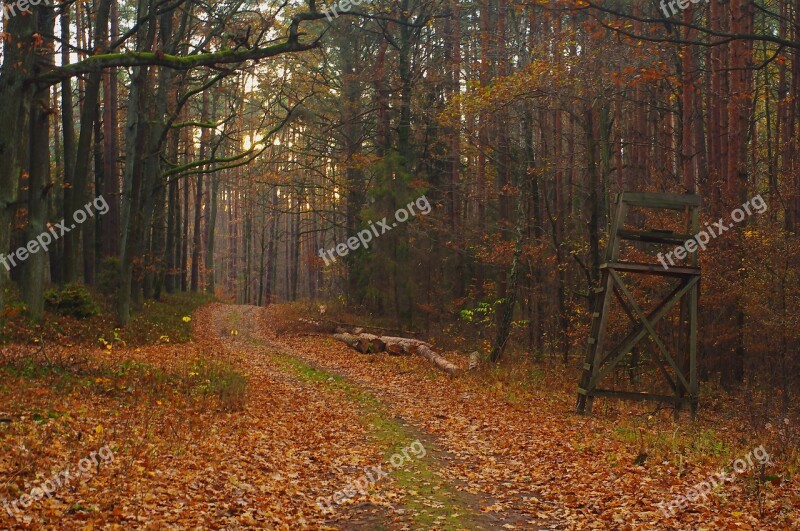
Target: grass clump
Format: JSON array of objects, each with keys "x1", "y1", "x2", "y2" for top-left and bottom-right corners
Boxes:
[{"x1": 186, "y1": 357, "x2": 248, "y2": 411}]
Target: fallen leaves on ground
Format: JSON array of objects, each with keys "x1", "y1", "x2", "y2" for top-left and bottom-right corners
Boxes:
[{"x1": 0, "y1": 302, "x2": 796, "y2": 529}]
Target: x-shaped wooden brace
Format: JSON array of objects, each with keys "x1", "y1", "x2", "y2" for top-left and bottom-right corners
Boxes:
[
  {"x1": 609, "y1": 282, "x2": 678, "y2": 394},
  {"x1": 587, "y1": 271, "x2": 700, "y2": 393}
]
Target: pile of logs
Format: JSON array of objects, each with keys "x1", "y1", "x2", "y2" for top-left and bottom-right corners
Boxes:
[
  {"x1": 333, "y1": 329, "x2": 462, "y2": 376},
  {"x1": 297, "y1": 318, "x2": 470, "y2": 376}
]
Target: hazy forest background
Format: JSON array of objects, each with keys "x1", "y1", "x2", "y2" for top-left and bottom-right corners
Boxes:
[{"x1": 1, "y1": 0, "x2": 799, "y2": 527}]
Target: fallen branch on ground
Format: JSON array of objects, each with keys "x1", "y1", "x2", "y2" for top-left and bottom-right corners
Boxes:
[{"x1": 332, "y1": 331, "x2": 462, "y2": 376}]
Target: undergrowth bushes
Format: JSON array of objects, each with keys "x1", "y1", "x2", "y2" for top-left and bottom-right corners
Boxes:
[
  {"x1": 44, "y1": 284, "x2": 99, "y2": 318},
  {"x1": 0, "y1": 351, "x2": 248, "y2": 412}
]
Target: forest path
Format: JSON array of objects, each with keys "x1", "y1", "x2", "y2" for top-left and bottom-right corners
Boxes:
[{"x1": 203, "y1": 303, "x2": 546, "y2": 529}]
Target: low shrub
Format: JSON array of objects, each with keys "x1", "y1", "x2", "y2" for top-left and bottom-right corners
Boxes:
[{"x1": 44, "y1": 284, "x2": 100, "y2": 319}]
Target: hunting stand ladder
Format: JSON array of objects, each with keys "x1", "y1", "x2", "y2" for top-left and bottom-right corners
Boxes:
[{"x1": 576, "y1": 192, "x2": 701, "y2": 419}]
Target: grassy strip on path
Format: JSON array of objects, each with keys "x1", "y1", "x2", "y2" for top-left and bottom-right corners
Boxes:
[{"x1": 271, "y1": 350, "x2": 478, "y2": 530}]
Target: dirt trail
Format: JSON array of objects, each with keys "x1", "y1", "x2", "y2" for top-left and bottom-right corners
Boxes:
[{"x1": 204, "y1": 303, "x2": 523, "y2": 530}]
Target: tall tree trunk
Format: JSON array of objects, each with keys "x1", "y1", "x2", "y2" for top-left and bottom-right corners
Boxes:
[
  {"x1": 101, "y1": 0, "x2": 120, "y2": 259},
  {"x1": 118, "y1": 0, "x2": 157, "y2": 325},
  {"x1": 165, "y1": 127, "x2": 180, "y2": 293},
  {"x1": 265, "y1": 186, "x2": 279, "y2": 305},
  {"x1": 0, "y1": 5, "x2": 36, "y2": 312},
  {"x1": 150, "y1": 179, "x2": 168, "y2": 300},
  {"x1": 50, "y1": 86, "x2": 64, "y2": 284},
  {"x1": 181, "y1": 163, "x2": 190, "y2": 292},
  {"x1": 60, "y1": 10, "x2": 76, "y2": 285},
  {"x1": 165, "y1": 176, "x2": 178, "y2": 294},
  {"x1": 88, "y1": 108, "x2": 102, "y2": 281},
  {"x1": 66, "y1": 0, "x2": 112, "y2": 285},
  {"x1": 206, "y1": 175, "x2": 219, "y2": 294},
  {"x1": 340, "y1": 25, "x2": 367, "y2": 305},
  {"x1": 22, "y1": 6, "x2": 56, "y2": 320},
  {"x1": 190, "y1": 91, "x2": 211, "y2": 292},
  {"x1": 258, "y1": 201, "x2": 268, "y2": 306},
  {"x1": 586, "y1": 106, "x2": 601, "y2": 280},
  {"x1": 142, "y1": 6, "x2": 182, "y2": 301},
  {"x1": 681, "y1": 5, "x2": 697, "y2": 191},
  {"x1": 291, "y1": 188, "x2": 301, "y2": 300},
  {"x1": 190, "y1": 171, "x2": 205, "y2": 292}
]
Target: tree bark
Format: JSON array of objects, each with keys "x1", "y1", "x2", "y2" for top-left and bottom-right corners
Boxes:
[
  {"x1": 0, "y1": 4, "x2": 37, "y2": 312},
  {"x1": 22, "y1": 6, "x2": 56, "y2": 320}
]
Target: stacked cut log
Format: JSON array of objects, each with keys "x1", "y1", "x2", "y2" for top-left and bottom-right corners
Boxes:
[
  {"x1": 332, "y1": 333, "x2": 386, "y2": 354},
  {"x1": 332, "y1": 330, "x2": 462, "y2": 376}
]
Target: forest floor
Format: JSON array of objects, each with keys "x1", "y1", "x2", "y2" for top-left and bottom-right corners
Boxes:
[{"x1": 0, "y1": 300, "x2": 798, "y2": 529}]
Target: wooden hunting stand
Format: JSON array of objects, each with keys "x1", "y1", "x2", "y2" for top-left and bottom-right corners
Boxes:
[{"x1": 576, "y1": 192, "x2": 701, "y2": 419}]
